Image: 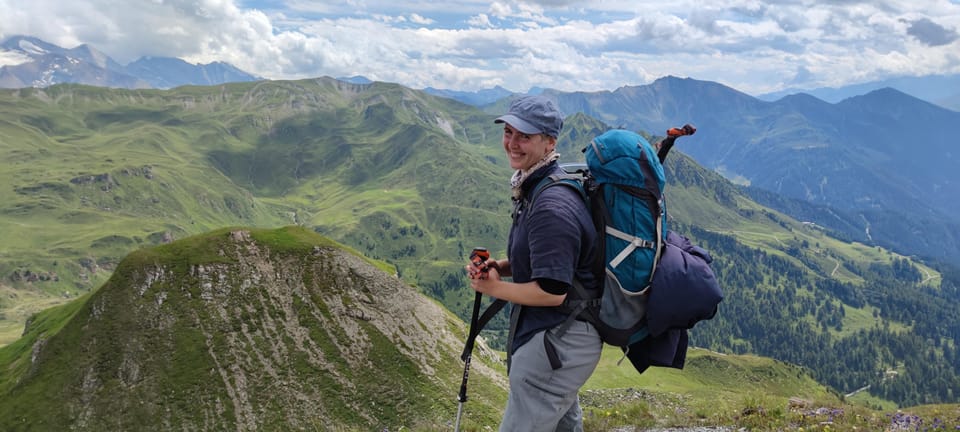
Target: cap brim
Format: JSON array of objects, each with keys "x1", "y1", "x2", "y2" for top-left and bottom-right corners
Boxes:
[{"x1": 494, "y1": 114, "x2": 542, "y2": 135}]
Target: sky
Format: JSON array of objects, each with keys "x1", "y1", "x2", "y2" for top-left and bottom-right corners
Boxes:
[{"x1": 1, "y1": 0, "x2": 960, "y2": 95}]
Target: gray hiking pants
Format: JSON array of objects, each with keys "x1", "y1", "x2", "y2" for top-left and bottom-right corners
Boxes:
[{"x1": 499, "y1": 320, "x2": 602, "y2": 432}]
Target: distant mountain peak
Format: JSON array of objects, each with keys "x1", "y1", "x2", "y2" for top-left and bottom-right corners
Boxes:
[
  {"x1": 0, "y1": 35, "x2": 260, "y2": 90},
  {"x1": 421, "y1": 84, "x2": 515, "y2": 106},
  {"x1": 337, "y1": 75, "x2": 373, "y2": 84},
  {"x1": 840, "y1": 86, "x2": 926, "y2": 107},
  {"x1": 756, "y1": 73, "x2": 960, "y2": 111}
]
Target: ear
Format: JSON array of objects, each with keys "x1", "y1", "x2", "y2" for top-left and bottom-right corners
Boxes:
[{"x1": 545, "y1": 135, "x2": 558, "y2": 151}]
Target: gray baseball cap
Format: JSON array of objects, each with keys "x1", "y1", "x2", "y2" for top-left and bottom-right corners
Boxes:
[{"x1": 494, "y1": 95, "x2": 564, "y2": 138}]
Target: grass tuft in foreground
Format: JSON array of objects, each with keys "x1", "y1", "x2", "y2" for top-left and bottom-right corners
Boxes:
[{"x1": 581, "y1": 393, "x2": 960, "y2": 431}]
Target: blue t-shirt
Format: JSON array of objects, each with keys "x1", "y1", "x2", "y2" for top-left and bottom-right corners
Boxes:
[{"x1": 507, "y1": 163, "x2": 599, "y2": 352}]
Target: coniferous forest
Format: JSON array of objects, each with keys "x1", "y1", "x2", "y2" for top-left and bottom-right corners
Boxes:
[{"x1": 688, "y1": 225, "x2": 960, "y2": 406}]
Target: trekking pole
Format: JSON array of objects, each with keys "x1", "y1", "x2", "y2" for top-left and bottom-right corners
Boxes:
[
  {"x1": 657, "y1": 123, "x2": 696, "y2": 163},
  {"x1": 455, "y1": 247, "x2": 490, "y2": 432}
]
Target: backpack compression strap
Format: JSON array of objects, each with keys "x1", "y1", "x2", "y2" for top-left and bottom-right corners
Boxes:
[
  {"x1": 606, "y1": 225, "x2": 657, "y2": 268},
  {"x1": 603, "y1": 195, "x2": 664, "y2": 290}
]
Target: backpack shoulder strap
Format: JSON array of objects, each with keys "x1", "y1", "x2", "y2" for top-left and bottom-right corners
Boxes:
[
  {"x1": 512, "y1": 173, "x2": 587, "y2": 221},
  {"x1": 542, "y1": 173, "x2": 588, "y2": 203}
]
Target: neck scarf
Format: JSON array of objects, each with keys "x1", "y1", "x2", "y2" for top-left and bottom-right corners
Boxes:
[{"x1": 510, "y1": 150, "x2": 560, "y2": 200}]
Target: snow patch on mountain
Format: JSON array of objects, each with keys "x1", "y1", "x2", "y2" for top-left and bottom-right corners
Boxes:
[{"x1": 16, "y1": 39, "x2": 47, "y2": 56}]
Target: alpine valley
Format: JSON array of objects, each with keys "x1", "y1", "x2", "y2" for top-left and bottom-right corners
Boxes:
[{"x1": 1, "y1": 73, "x2": 959, "y2": 430}]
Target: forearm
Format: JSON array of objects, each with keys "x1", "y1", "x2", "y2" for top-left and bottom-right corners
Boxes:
[
  {"x1": 491, "y1": 258, "x2": 512, "y2": 277},
  {"x1": 481, "y1": 279, "x2": 565, "y2": 307},
  {"x1": 467, "y1": 258, "x2": 562, "y2": 306}
]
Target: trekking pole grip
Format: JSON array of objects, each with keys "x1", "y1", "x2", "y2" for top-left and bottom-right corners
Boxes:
[{"x1": 469, "y1": 247, "x2": 491, "y2": 279}]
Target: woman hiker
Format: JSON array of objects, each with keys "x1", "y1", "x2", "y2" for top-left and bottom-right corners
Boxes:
[{"x1": 466, "y1": 95, "x2": 602, "y2": 432}]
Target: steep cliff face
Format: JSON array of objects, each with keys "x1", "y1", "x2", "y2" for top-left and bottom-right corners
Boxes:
[{"x1": 0, "y1": 227, "x2": 506, "y2": 431}]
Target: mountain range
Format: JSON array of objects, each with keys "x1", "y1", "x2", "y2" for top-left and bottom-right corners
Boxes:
[
  {"x1": 0, "y1": 35, "x2": 260, "y2": 89},
  {"x1": 422, "y1": 85, "x2": 514, "y2": 107},
  {"x1": 3, "y1": 37, "x2": 958, "y2": 269},
  {"x1": 0, "y1": 78, "x2": 958, "y2": 412},
  {"x1": 12, "y1": 34, "x2": 957, "y2": 114},
  {"x1": 758, "y1": 74, "x2": 960, "y2": 112},
  {"x1": 420, "y1": 79, "x2": 960, "y2": 270},
  {"x1": 536, "y1": 78, "x2": 960, "y2": 268}
]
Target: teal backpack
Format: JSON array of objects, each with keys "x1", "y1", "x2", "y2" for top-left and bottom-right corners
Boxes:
[{"x1": 530, "y1": 128, "x2": 667, "y2": 347}]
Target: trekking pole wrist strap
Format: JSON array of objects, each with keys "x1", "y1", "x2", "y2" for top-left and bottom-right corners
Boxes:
[{"x1": 461, "y1": 298, "x2": 508, "y2": 360}]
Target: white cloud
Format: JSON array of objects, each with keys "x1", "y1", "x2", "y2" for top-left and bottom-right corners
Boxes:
[
  {"x1": 409, "y1": 13, "x2": 434, "y2": 25},
  {"x1": 489, "y1": 2, "x2": 514, "y2": 19},
  {"x1": 373, "y1": 14, "x2": 408, "y2": 24},
  {"x1": 0, "y1": 0, "x2": 959, "y2": 94},
  {"x1": 468, "y1": 13, "x2": 494, "y2": 28},
  {"x1": 0, "y1": 50, "x2": 31, "y2": 67}
]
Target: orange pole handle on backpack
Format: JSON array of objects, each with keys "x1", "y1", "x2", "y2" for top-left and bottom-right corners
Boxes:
[
  {"x1": 658, "y1": 123, "x2": 697, "y2": 163},
  {"x1": 667, "y1": 124, "x2": 696, "y2": 137}
]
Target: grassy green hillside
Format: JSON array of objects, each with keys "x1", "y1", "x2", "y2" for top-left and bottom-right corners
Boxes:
[
  {"x1": 2, "y1": 80, "x2": 958, "y2": 410},
  {"x1": 584, "y1": 347, "x2": 960, "y2": 431},
  {"x1": 3, "y1": 226, "x2": 956, "y2": 431},
  {"x1": 0, "y1": 79, "x2": 513, "y2": 344},
  {"x1": 0, "y1": 226, "x2": 507, "y2": 431}
]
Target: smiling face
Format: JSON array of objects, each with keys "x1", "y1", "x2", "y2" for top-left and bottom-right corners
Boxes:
[{"x1": 502, "y1": 123, "x2": 557, "y2": 171}]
